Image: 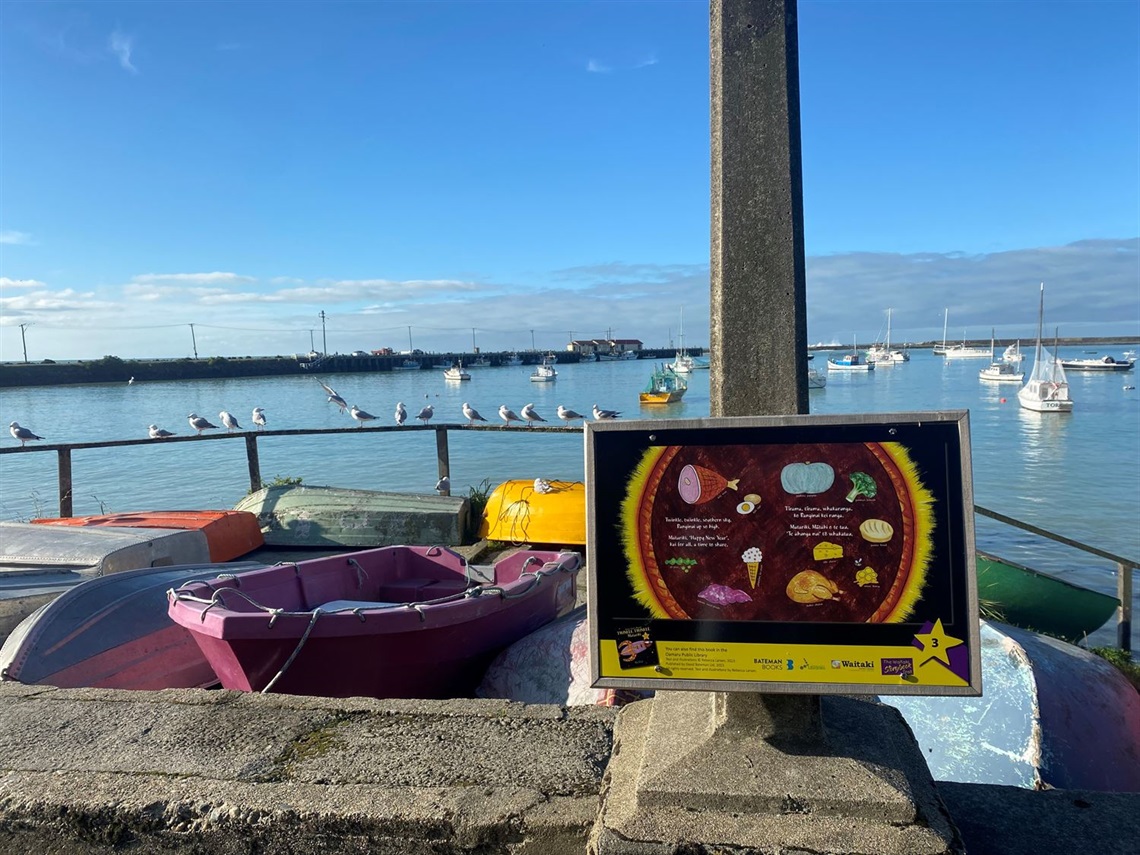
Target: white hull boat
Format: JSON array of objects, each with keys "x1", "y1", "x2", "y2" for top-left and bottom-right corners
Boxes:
[
  {"x1": 530, "y1": 356, "x2": 557, "y2": 382},
  {"x1": 1018, "y1": 284, "x2": 1073, "y2": 413},
  {"x1": 980, "y1": 330, "x2": 1024, "y2": 383},
  {"x1": 866, "y1": 308, "x2": 909, "y2": 364}
]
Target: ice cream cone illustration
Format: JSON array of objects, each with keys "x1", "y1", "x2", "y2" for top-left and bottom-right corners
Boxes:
[{"x1": 741, "y1": 546, "x2": 763, "y2": 587}]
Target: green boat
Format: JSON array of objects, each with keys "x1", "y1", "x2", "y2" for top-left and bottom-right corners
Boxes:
[
  {"x1": 976, "y1": 551, "x2": 1120, "y2": 643},
  {"x1": 234, "y1": 484, "x2": 470, "y2": 548}
]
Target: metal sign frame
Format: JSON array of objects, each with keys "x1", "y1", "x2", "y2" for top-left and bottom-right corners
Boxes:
[{"x1": 585, "y1": 411, "x2": 982, "y2": 696}]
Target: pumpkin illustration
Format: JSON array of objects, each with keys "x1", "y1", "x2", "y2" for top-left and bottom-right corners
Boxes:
[
  {"x1": 780, "y1": 462, "x2": 835, "y2": 495},
  {"x1": 677, "y1": 464, "x2": 740, "y2": 505}
]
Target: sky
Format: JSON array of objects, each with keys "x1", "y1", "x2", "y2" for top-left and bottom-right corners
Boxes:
[{"x1": 1, "y1": 0, "x2": 1137, "y2": 362}]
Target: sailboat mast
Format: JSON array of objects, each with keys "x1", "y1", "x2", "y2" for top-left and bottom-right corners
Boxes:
[
  {"x1": 1034, "y1": 283, "x2": 1045, "y2": 365},
  {"x1": 942, "y1": 308, "x2": 948, "y2": 350},
  {"x1": 886, "y1": 308, "x2": 892, "y2": 351}
]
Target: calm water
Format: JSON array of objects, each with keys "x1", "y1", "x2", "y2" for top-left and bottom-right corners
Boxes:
[{"x1": 2, "y1": 348, "x2": 1137, "y2": 646}]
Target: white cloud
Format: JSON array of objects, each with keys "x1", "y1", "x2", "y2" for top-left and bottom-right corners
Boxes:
[
  {"x1": 635, "y1": 54, "x2": 659, "y2": 68},
  {"x1": 130, "y1": 272, "x2": 256, "y2": 287},
  {"x1": 586, "y1": 59, "x2": 611, "y2": 74},
  {"x1": 109, "y1": 29, "x2": 137, "y2": 74},
  {"x1": 0, "y1": 231, "x2": 33, "y2": 245},
  {"x1": 0, "y1": 277, "x2": 48, "y2": 290}
]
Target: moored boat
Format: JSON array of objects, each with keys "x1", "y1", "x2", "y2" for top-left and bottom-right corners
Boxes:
[
  {"x1": 827, "y1": 336, "x2": 874, "y2": 371},
  {"x1": 477, "y1": 479, "x2": 586, "y2": 545},
  {"x1": 979, "y1": 330, "x2": 1024, "y2": 384},
  {"x1": 1058, "y1": 355, "x2": 1135, "y2": 372},
  {"x1": 0, "y1": 560, "x2": 262, "y2": 690},
  {"x1": 865, "y1": 308, "x2": 910, "y2": 364},
  {"x1": 443, "y1": 361, "x2": 471, "y2": 381},
  {"x1": 393, "y1": 359, "x2": 422, "y2": 370},
  {"x1": 807, "y1": 368, "x2": 827, "y2": 389},
  {"x1": 30, "y1": 510, "x2": 264, "y2": 562},
  {"x1": 167, "y1": 545, "x2": 582, "y2": 699},
  {"x1": 639, "y1": 364, "x2": 687, "y2": 403},
  {"x1": 529, "y1": 355, "x2": 557, "y2": 382},
  {"x1": 1018, "y1": 284, "x2": 1073, "y2": 413}
]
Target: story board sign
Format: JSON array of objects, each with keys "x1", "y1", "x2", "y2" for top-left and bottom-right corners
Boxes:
[{"x1": 585, "y1": 412, "x2": 982, "y2": 696}]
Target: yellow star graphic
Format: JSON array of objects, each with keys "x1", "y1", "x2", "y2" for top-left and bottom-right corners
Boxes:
[{"x1": 914, "y1": 619, "x2": 964, "y2": 668}]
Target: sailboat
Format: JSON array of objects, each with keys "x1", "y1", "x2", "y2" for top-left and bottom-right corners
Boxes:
[
  {"x1": 866, "y1": 308, "x2": 910, "y2": 364},
  {"x1": 666, "y1": 308, "x2": 695, "y2": 375},
  {"x1": 932, "y1": 308, "x2": 951, "y2": 355},
  {"x1": 1018, "y1": 284, "x2": 1073, "y2": 413},
  {"x1": 979, "y1": 329, "x2": 1024, "y2": 384}
]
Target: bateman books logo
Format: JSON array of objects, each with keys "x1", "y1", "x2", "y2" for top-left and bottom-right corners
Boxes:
[
  {"x1": 881, "y1": 658, "x2": 915, "y2": 677},
  {"x1": 830, "y1": 659, "x2": 874, "y2": 670},
  {"x1": 754, "y1": 657, "x2": 794, "y2": 671}
]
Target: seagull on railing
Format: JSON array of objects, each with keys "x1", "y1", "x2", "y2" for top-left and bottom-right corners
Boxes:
[
  {"x1": 416, "y1": 404, "x2": 434, "y2": 425},
  {"x1": 187, "y1": 413, "x2": 218, "y2": 434},
  {"x1": 498, "y1": 405, "x2": 524, "y2": 427},
  {"x1": 148, "y1": 424, "x2": 176, "y2": 439},
  {"x1": 592, "y1": 404, "x2": 621, "y2": 420},
  {"x1": 462, "y1": 403, "x2": 487, "y2": 425},
  {"x1": 319, "y1": 380, "x2": 347, "y2": 413},
  {"x1": 520, "y1": 403, "x2": 546, "y2": 428},
  {"x1": 557, "y1": 405, "x2": 585, "y2": 422},
  {"x1": 395, "y1": 402, "x2": 407, "y2": 426},
  {"x1": 251, "y1": 408, "x2": 267, "y2": 430},
  {"x1": 9, "y1": 421, "x2": 44, "y2": 446},
  {"x1": 435, "y1": 475, "x2": 450, "y2": 494},
  {"x1": 350, "y1": 405, "x2": 377, "y2": 427},
  {"x1": 219, "y1": 410, "x2": 241, "y2": 432}
]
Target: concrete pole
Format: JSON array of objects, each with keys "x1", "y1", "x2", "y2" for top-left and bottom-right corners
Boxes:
[
  {"x1": 710, "y1": 0, "x2": 808, "y2": 417},
  {"x1": 710, "y1": 0, "x2": 816, "y2": 735}
]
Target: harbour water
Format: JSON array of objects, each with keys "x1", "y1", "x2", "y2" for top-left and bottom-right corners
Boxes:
[{"x1": 1, "y1": 346, "x2": 1137, "y2": 648}]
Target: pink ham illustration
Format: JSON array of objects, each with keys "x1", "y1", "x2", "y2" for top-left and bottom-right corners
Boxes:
[{"x1": 677, "y1": 463, "x2": 740, "y2": 505}]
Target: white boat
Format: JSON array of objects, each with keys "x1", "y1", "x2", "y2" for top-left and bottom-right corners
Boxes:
[
  {"x1": 932, "y1": 308, "x2": 951, "y2": 355},
  {"x1": 443, "y1": 361, "x2": 471, "y2": 381},
  {"x1": 503, "y1": 353, "x2": 523, "y2": 367},
  {"x1": 980, "y1": 330, "x2": 1024, "y2": 384},
  {"x1": 933, "y1": 311, "x2": 991, "y2": 358},
  {"x1": 666, "y1": 307, "x2": 695, "y2": 374},
  {"x1": 1003, "y1": 342, "x2": 1024, "y2": 364},
  {"x1": 827, "y1": 336, "x2": 874, "y2": 372},
  {"x1": 866, "y1": 308, "x2": 910, "y2": 364},
  {"x1": 620, "y1": 350, "x2": 639, "y2": 361},
  {"x1": 469, "y1": 357, "x2": 491, "y2": 368},
  {"x1": 1018, "y1": 284, "x2": 1073, "y2": 413},
  {"x1": 807, "y1": 368, "x2": 827, "y2": 389},
  {"x1": 530, "y1": 355, "x2": 557, "y2": 382}
]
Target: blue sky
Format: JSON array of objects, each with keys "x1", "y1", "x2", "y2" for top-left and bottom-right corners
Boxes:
[{"x1": 1, "y1": 0, "x2": 1137, "y2": 361}]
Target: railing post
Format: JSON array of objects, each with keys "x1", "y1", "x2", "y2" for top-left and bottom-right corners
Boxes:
[
  {"x1": 57, "y1": 448, "x2": 73, "y2": 517},
  {"x1": 435, "y1": 427, "x2": 451, "y2": 496},
  {"x1": 1118, "y1": 562, "x2": 1133, "y2": 654},
  {"x1": 244, "y1": 435, "x2": 262, "y2": 493}
]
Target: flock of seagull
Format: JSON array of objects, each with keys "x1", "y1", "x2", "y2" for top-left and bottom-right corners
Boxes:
[{"x1": 7, "y1": 380, "x2": 623, "y2": 448}]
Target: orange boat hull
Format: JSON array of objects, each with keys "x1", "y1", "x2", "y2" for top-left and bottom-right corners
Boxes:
[{"x1": 32, "y1": 510, "x2": 264, "y2": 562}]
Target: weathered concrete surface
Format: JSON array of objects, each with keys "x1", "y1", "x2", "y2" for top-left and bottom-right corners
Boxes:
[{"x1": 0, "y1": 682, "x2": 615, "y2": 854}]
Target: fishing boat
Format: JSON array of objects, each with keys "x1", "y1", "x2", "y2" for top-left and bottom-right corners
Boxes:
[
  {"x1": 639, "y1": 364, "x2": 687, "y2": 403},
  {"x1": 0, "y1": 560, "x2": 262, "y2": 690},
  {"x1": 979, "y1": 330, "x2": 1024, "y2": 384},
  {"x1": 233, "y1": 484, "x2": 470, "y2": 548},
  {"x1": 443, "y1": 361, "x2": 471, "y2": 381},
  {"x1": 865, "y1": 308, "x2": 910, "y2": 364},
  {"x1": 167, "y1": 545, "x2": 582, "y2": 699},
  {"x1": 1058, "y1": 355, "x2": 1135, "y2": 372},
  {"x1": 529, "y1": 355, "x2": 557, "y2": 382},
  {"x1": 30, "y1": 510, "x2": 264, "y2": 562},
  {"x1": 826, "y1": 336, "x2": 874, "y2": 371},
  {"x1": 1018, "y1": 284, "x2": 1073, "y2": 413},
  {"x1": 477, "y1": 479, "x2": 586, "y2": 545}
]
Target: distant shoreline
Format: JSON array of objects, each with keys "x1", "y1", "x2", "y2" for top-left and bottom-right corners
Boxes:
[{"x1": 0, "y1": 337, "x2": 1135, "y2": 388}]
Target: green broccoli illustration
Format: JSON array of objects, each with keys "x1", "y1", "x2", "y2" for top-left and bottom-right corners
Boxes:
[{"x1": 845, "y1": 472, "x2": 877, "y2": 503}]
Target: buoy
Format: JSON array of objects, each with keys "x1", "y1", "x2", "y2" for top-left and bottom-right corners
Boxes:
[{"x1": 1000, "y1": 398, "x2": 1007, "y2": 403}]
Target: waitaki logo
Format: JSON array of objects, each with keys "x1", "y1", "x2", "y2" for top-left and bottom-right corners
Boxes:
[{"x1": 830, "y1": 659, "x2": 874, "y2": 670}]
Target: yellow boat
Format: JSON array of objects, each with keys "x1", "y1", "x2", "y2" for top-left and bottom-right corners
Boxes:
[
  {"x1": 477, "y1": 479, "x2": 586, "y2": 546},
  {"x1": 639, "y1": 364, "x2": 687, "y2": 404}
]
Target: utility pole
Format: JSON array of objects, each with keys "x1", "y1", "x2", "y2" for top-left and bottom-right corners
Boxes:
[
  {"x1": 189, "y1": 324, "x2": 199, "y2": 359},
  {"x1": 319, "y1": 310, "x2": 327, "y2": 356},
  {"x1": 18, "y1": 323, "x2": 31, "y2": 363}
]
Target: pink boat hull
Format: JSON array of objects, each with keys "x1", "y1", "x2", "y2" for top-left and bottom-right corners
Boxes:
[{"x1": 168, "y1": 546, "x2": 581, "y2": 699}]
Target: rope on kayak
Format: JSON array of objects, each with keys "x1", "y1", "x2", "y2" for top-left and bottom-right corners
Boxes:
[
  {"x1": 472, "y1": 552, "x2": 581, "y2": 600},
  {"x1": 262, "y1": 608, "x2": 322, "y2": 694}
]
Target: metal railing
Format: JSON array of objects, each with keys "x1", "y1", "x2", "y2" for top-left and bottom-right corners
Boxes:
[{"x1": 2, "y1": 428, "x2": 1135, "y2": 652}]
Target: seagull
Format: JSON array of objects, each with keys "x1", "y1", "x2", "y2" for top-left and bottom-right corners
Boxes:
[
  {"x1": 9, "y1": 421, "x2": 43, "y2": 446},
  {"x1": 251, "y1": 407, "x2": 267, "y2": 430},
  {"x1": 557, "y1": 405, "x2": 585, "y2": 422},
  {"x1": 319, "y1": 380, "x2": 348, "y2": 412},
  {"x1": 498, "y1": 405, "x2": 524, "y2": 427},
  {"x1": 127, "y1": 376, "x2": 135, "y2": 385},
  {"x1": 350, "y1": 405, "x2": 377, "y2": 427},
  {"x1": 187, "y1": 413, "x2": 218, "y2": 434},
  {"x1": 415, "y1": 404, "x2": 434, "y2": 425},
  {"x1": 148, "y1": 424, "x2": 176, "y2": 439},
  {"x1": 520, "y1": 403, "x2": 546, "y2": 427},
  {"x1": 462, "y1": 402, "x2": 487, "y2": 425},
  {"x1": 435, "y1": 475, "x2": 450, "y2": 494},
  {"x1": 395, "y1": 402, "x2": 407, "y2": 426},
  {"x1": 592, "y1": 404, "x2": 622, "y2": 420},
  {"x1": 219, "y1": 410, "x2": 241, "y2": 432}
]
